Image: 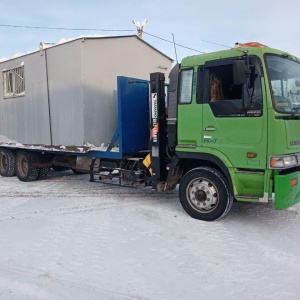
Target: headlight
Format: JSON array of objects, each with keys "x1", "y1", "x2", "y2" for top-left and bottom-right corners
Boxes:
[{"x1": 270, "y1": 155, "x2": 298, "y2": 169}]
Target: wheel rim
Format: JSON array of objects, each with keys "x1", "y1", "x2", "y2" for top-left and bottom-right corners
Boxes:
[
  {"x1": 186, "y1": 177, "x2": 219, "y2": 213},
  {"x1": 17, "y1": 156, "x2": 29, "y2": 177},
  {"x1": 0, "y1": 152, "x2": 7, "y2": 172}
]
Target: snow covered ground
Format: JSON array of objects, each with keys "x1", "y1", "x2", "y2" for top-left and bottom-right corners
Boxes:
[{"x1": 0, "y1": 170, "x2": 299, "y2": 300}]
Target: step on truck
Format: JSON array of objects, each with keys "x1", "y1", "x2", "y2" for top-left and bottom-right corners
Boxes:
[{"x1": 1, "y1": 41, "x2": 300, "y2": 221}]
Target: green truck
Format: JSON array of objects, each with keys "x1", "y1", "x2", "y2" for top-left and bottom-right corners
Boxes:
[
  {"x1": 144, "y1": 41, "x2": 300, "y2": 221},
  {"x1": 1, "y1": 41, "x2": 300, "y2": 221}
]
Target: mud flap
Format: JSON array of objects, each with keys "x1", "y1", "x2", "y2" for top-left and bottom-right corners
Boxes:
[{"x1": 274, "y1": 171, "x2": 300, "y2": 210}]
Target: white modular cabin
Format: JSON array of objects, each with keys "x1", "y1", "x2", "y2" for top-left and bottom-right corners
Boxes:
[{"x1": 0, "y1": 35, "x2": 173, "y2": 149}]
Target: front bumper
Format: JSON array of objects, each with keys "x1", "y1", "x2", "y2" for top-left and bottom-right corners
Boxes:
[{"x1": 274, "y1": 171, "x2": 300, "y2": 210}]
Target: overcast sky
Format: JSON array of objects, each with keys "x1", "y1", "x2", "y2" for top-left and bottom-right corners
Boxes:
[{"x1": 0, "y1": 0, "x2": 299, "y2": 63}]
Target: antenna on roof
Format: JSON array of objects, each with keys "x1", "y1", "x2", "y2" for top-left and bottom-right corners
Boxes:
[
  {"x1": 172, "y1": 33, "x2": 178, "y2": 64},
  {"x1": 132, "y1": 19, "x2": 147, "y2": 39},
  {"x1": 39, "y1": 41, "x2": 55, "y2": 50}
]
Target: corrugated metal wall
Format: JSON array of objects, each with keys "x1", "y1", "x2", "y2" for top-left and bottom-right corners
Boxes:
[
  {"x1": 0, "y1": 36, "x2": 172, "y2": 148},
  {"x1": 81, "y1": 37, "x2": 172, "y2": 146},
  {"x1": 46, "y1": 40, "x2": 84, "y2": 146},
  {"x1": 0, "y1": 52, "x2": 51, "y2": 145}
]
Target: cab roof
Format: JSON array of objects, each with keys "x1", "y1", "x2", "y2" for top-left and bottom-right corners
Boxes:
[{"x1": 181, "y1": 42, "x2": 299, "y2": 67}]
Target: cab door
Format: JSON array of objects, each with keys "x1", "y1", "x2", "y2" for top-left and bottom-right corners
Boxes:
[
  {"x1": 177, "y1": 67, "x2": 203, "y2": 148},
  {"x1": 200, "y1": 57, "x2": 267, "y2": 169}
]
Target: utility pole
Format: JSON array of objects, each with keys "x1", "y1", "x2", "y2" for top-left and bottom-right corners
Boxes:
[{"x1": 132, "y1": 19, "x2": 147, "y2": 39}]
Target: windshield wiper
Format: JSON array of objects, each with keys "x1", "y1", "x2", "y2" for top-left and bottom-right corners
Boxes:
[{"x1": 290, "y1": 105, "x2": 300, "y2": 119}]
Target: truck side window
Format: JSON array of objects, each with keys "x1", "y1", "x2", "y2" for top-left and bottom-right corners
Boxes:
[
  {"x1": 178, "y1": 69, "x2": 193, "y2": 104},
  {"x1": 205, "y1": 61, "x2": 262, "y2": 117}
]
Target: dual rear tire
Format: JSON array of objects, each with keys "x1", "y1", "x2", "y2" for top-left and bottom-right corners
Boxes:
[
  {"x1": 15, "y1": 151, "x2": 39, "y2": 182},
  {"x1": 0, "y1": 149, "x2": 49, "y2": 181},
  {"x1": 0, "y1": 148, "x2": 16, "y2": 177}
]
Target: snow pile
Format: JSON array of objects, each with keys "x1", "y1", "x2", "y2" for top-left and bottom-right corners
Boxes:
[{"x1": 0, "y1": 134, "x2": 19, "y2": 145}]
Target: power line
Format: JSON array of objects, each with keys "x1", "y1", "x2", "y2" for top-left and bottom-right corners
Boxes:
[
  {"x1": 0, "y1": 24, "x2": 205, "y2": 54},
  {"x1": 144, "y1": 31, "x2": 205, "y2": 53},
  {"x1": 202, "y1": 40, "x2": 231, "y2": 49},
  {"x1": 0, "y1": 24, "x2": 135, "y2": 32}
]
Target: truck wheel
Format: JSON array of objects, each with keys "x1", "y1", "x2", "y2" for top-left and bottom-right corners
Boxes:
[
  {"x1": 16, "y1": 151, "x2": 39, "y2": 182},
  {"x1": 179, "y1": 167, "x2": 233, "y2": 221},
  {"x1": 0, "y1": 148, "x2": 16, "y2": 177}
]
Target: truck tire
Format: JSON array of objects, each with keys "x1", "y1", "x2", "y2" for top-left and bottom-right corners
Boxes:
[
  {"x1": 179, "y1": 167, "x2": 233, "y2": 221},
  {"x1": 16, "y1": 151, "x2": 39, "y2": 182},
  {"x1": 0, "y1": 148, "x2": 16, "y2": 177}
]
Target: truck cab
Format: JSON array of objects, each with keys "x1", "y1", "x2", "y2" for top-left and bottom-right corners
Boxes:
[{"x1": 166, "y1": 42, "x2": 300, "y2": 221}]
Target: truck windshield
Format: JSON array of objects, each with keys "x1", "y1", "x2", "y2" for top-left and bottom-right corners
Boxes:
[{"x1": 265, "y1": 55, "x2": 300, "y2": 114}]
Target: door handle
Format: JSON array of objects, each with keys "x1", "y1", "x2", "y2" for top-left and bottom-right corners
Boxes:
[{"x1": 204, "y1": 126, "x2": 216, "y2": 131}]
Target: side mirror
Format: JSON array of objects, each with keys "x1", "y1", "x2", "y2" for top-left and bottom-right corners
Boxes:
[{"x1": 233, "y1": 60, "x2": 246, "y2": 85}]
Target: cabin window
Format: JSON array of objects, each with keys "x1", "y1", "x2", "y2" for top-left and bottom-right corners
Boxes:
[
  {"x1": 179, "y1": 69, "x2": 193, "y2": 104},
  {"x1": 3, "y1": 65, "x2": 25, "y2": 98},
  {"x1": 204, "y1": 58, "x2": 262, "y2": 117}
]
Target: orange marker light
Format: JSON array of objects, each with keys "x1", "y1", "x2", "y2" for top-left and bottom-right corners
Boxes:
[
  {"x1": 244, "y1": 42, "x2": 267, "y2": 47},
  {"x1": 247, "y1": 152, "x2": 257, "y2": 158},
  {"x1": 290, "y1": 178, "x2": 298, "y2": 186},
  {"x1": 270, "y1": 157, "x2": 277, "y2": 167}
]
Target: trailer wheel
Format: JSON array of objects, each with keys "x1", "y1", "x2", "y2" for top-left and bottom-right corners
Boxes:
[
  {"x1": 179, "y1": 167, "x2": 233, "y2": 221},
  {"x1": 0, "y1": 148, "x2": 16, "y2": 177},
  {"x1": 16, "y1": 151, "x2": 39, "y2": 182}
]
